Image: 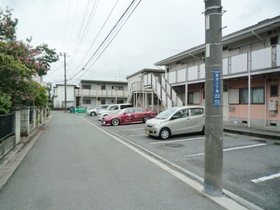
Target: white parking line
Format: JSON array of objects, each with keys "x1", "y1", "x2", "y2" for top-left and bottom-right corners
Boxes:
[
  {"x1": 149, "y1": 137, "x2": 205, "y2": 145},
  {"x1": 251, "y1": 173, "x2": 280, "y2": 183},
  {"x1": 186, "y1": 143, "x2": 267, "y2": 157},
  {"x1": 80, "y1": 116, "x2": 250, "y2": 210}
]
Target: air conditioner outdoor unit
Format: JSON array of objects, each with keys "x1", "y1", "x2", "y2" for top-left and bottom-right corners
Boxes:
[{"x1": 269, "y1": 99, "x2": 278, "y2": 111}]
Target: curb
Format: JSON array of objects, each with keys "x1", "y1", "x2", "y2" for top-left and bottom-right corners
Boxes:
[
  {"x1": 0, "y1": 115, "x2": 53, "y2": 191},
  {"x1": 223, "y1": 128, "x2": 280, "y2": 141}
]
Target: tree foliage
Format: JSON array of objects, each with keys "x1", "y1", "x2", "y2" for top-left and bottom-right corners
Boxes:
[
  {"x1": 0, "y1": 7, "x2": 59, "y2": 111},
  {"x1": 0, "y1": 91, "x2": 12, "y2": 114},
  {"x1": 0, "y1": 7, "x2": 17, "y2": 41}
]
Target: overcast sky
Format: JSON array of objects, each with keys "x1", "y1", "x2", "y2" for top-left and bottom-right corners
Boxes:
[{"x1": 1, "y1": 0, "x2": 280, "y2": 85}]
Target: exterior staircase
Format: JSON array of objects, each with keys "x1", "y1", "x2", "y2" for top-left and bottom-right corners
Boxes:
[{"x1": 145, "y1": 73, "x2": 183, "y2": 108}]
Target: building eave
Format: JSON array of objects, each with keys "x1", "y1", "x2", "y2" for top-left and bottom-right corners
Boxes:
[{"x1": 126, "y1": 68, "x2": 165, "y2": 79}]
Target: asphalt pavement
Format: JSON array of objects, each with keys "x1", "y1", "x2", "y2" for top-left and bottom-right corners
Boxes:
[{"x1": 0, "y1": 112, "x2": 234, "y2": 210}]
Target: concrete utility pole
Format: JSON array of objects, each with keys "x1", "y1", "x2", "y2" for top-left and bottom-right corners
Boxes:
[
  {"x1": 60, "y1": 52, "x2": 67, "y2": 112},
  {"x1": 204, "y1": 0, "x2": 223, "y2": 196}
]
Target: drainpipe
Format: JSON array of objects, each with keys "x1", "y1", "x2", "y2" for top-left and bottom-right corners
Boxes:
[
  {"x1": 265, "y1": 75, "x2": 268, "y2": 126},
  {"x1": 248, "y1": 57, "x2": 251, "y2": 128}
]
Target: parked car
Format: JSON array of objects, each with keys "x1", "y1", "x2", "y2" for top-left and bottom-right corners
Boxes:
[
  {"x1": 87, "y1": 104, "x2": 109, "y2": 116},
  {"x1": 144, "y1": 106, "x2": 205, "y2": 140},
  {"x1": 101, "y1": 107, "x2": 157, "y2": 126},
  {"x1": 97, "y1": 103, "x2": 132, "y2": 121}
]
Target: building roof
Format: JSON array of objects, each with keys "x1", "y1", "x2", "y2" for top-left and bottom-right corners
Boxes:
[
  {"x1": 155, "y1": 15, "x2": 280, "y2": 66},
  {"x1": 126, "y1": 68, "x2": 165, "y2": 79},
  {"x1": 80, "y1": 79, "x2": 127, "y2": 84},
  {"x1": 54, "y1": 84, "x2": 77, "y2": 88}
]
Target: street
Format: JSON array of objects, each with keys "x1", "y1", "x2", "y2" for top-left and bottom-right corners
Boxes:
[{"x1": 0, "y1": 112, "x2": 226, "y2": 210}]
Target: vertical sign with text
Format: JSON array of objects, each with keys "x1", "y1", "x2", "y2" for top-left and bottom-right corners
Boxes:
[{"x1": 213, "y1": 71, "x2": 221, "y2": 107}]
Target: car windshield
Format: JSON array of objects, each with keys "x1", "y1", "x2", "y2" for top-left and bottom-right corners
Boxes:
[{"x1": 155, "y1": 108, "x2": 177, "y2": 119}]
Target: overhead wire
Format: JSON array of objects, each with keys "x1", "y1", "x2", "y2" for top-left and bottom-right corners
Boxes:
[
  {"x1": 69, "y1": 0, "x2": 120, "y2": 78},
  {"x1": 69, "y1": 0, "x2": 141, "y2": 82}
]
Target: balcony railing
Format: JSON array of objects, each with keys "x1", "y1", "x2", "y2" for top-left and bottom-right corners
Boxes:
[
  {"x1": 75, "y1": 89, "x2": 128, "y2": 98},
  {"x1": 167, "y1": 45, "x2": 280, "y2": 84}
]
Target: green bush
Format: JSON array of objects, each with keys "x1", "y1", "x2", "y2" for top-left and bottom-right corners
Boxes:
[{"x1": 0, "y1": 92, "x2": 12, "y2": 114}]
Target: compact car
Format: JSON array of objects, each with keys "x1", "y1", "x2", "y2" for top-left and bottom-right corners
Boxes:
[{"x1": 144, "y1": 106, "x2": 205, "y2": 140}]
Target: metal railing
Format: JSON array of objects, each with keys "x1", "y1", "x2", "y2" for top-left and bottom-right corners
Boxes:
[
  {"x1": 0, "y1": 113, "x2": 15, "y2": 159},
  {"x1": 0, "y1": 113, "x2": 14, "y2": 140}
]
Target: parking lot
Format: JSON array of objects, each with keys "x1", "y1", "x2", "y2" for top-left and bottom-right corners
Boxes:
[{"x1": 82, "y1": 114, "x2": 280, "y2": 210}]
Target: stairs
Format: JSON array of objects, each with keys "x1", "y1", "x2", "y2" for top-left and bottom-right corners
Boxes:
[{"x1": 147, "y1": 73, "x2": 183, "y2": 108}]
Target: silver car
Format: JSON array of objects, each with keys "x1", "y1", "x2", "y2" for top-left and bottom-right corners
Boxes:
[{"x1": 144, "y1": 106, "x2": 205, "y2": 140}]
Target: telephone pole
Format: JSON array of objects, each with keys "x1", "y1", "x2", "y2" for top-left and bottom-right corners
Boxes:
[
  {"x1": 204, "y1": 0, "x2": 223, "y2": 196},
  {"x1": 60, "y1": 52, "x2": 67, "y2": 112}
]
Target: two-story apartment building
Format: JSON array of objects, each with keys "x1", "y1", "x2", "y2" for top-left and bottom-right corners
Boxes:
[
  {"x1": 53, "y1": 84, "x2": 77, "y2": 109},
  {"x1": 75, "y1": 80, "x2": 128, "y2": 107},
  {"x1": 141, "y1": 16, "x2": 280, "y2": 127}
]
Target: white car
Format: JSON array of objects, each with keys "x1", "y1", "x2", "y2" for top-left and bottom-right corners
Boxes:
[
  {"x1": 145, "y1": 106, "x2": 205, "y2": 140},
  {"x1": 97, "y1": 103, "x2": 132, "y2": 121},
  {"x1": 87, "y1": 104, "x2": 109, "y2": 116}
]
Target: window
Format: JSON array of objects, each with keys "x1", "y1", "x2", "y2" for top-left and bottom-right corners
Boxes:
[
  {"x1": 101, "y1": 85, "x2": 106, "y2": 90},
  {"x1": 188, "y1": 92, "x2": 194, "y2": 104},
  {"x1": 82, "y1": 84, "x2": 91, "y2": 89},
  {"x1": 239, "y1": 87, "x2": 264, "y2": 104},
  {"x1": 115, "y1": 86, "x2": 124, "y2": 90},
  {"x1": 120, "y1": 104, "x2": 132, "y2": 109},
  {"x1": 190, "y1": 108, "x2": 204, "y2": 116},
  {"x1": 239, "y1": 88, "x2": 248, "y2": 104},
  {"x1": 117, "y1": 99, "x2": 124, "y2": 104},
  {"x1": 83, "y1": 98, "x2": 91, "y2": 104},
  {"x1": 101, "y1": 99, "x2": 106, "y2": 104},
  {"x1": 110, "y1": 105, "x2": 119, "y2": 111},
  {"x1": 252, "y1": 87, "x2": 264, "y2": 104},
  {"x1": 181, "y1": 109, "x2": 189, "y2": 118},
  {"x1": 270, "y1": 85, "x2": 278, "y2": 96},
  {"x1": 112, "y1": 86, "x2": 114, "y2": 89}
]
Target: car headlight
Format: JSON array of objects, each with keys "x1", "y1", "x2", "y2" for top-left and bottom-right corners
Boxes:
[{"x1": 154, "y1": 122, "x2": 162, "y2": 128}]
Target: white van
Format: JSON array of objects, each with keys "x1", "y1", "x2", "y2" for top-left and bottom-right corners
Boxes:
[{"x1": 97, "y1": 103, "x2": 132, "y2": 121}]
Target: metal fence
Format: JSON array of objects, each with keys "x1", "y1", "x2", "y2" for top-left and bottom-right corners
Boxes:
[
  {"x1": 0, "y1": 113, "x2": 14, "y2": 140},
  {"x1": 29, "y1": 108, "x2": 34, "y2": 124},
  {"x1": 0, "y1": 113, "x2": 15, "y2": 159}
]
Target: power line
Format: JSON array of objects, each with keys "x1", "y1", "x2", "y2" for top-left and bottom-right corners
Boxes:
[
  {"x1": 69, "y1": 0, "x2": 141, "y2": 82},
  {"x1": 69, "y1": 0, "x2": 120, "y2": 78}
]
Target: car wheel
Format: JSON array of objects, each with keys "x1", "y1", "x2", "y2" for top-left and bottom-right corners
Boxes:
[
  {"x1": 159, "y1": 128, "x2": 170, "y2": 140},
  {"x1": 111, "y1": 118, "x2": 120, "y2": 126},
  {"x1": 143, "y1": 116, "x2": 150, "y2": 123},
  {"x1": 90, "y1": 111, "x2": 96, "y2": 116}
]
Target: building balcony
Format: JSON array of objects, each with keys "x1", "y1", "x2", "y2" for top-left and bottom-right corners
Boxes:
[
  {"x1": 165, "y1": 44, "x2": 280, "y2": 85},
  {"x1": 75, "y1": 89, "x2": 128, "y2": 98}
]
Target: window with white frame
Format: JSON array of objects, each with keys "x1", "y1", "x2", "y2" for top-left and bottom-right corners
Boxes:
[{"x1": 239, "y1": 87, "x2": 264, "y2": 104}]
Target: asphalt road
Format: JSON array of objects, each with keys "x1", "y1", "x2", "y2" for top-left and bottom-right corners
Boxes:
[
  {"x1": 0, "y1": 112, "x2": 226, "y2": 210},
  {"x1": 85, "y1": 113, "x2": 280, "y2": 210}
]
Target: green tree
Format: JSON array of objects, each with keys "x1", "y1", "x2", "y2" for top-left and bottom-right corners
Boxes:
[
  {"x1": 0, "y1": 7, "x2": 59, "y2": 109},
  {"x1": 0, "y1": 7, "x2": 17, "y2": 41}
]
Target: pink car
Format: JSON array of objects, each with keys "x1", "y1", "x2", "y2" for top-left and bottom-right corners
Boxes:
[{"x1": 101, "y1": 107, "x2": 157, "y2": 126}]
